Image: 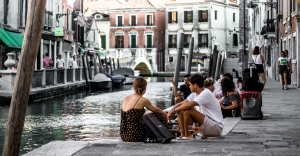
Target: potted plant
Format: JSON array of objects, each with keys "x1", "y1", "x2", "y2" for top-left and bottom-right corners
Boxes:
[{"x1": 276, "y1": 13, "x2": 282, "y2": 20}]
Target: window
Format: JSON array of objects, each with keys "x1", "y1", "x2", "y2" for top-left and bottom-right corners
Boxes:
[
  {"x1": 184, "y1": 11, "x2": 193, "y2": 23},
  {"x1": 146, "y1": 15, "x2": 153, "y2": 26},
  {"x1": 130, "y1": 35, "x2": 136, "y2": 48},
  {"x1": 95, "y1": 15, "x2": 101, "y2": 19},
  {"x1": 198, "y1": 10, "x2": 208, "y2": 22},
  {"x1": 146, "y1": 35, "x2": 152, "y2": 48},
  {"x1": 233, "y1": 34, "x2": 238, "y2": 47},
  {"x1": 115, "y1": 36, "x2": 124, "y2": 48},
  {"x1": 168, "y1": 11, "x2": 177, "y2": 23},
  {"x1": 184, "y1": 34, "x2": 191, "y2": 47},
  {"x1": 233, "y1": 13, "x2": 235, "y2": 22},
  {"x1": 131, "y1": 15, "x2": 136, "y2": 26},
  {"x1": 215, "y1": 10, "x2": 217, "y2": 20},
  {"x1": 101, "y1": 35, "x2": 106, "y2": 49},
  {"x1": 169, "y1": 57, "x2": 173, "y2": 63},
  {"x1": 198, "y1": 34, "x2": 208, "y2": 48},
  {"x1": 168, "y1": 35, "x2": 177, "y2": 48},
  {"x1": 117, "y1": 16, "x2": 123, "y2": 26}
]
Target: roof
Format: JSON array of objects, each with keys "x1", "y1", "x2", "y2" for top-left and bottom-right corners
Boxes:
[
  {"x1": 0, "y1": 28, "x2": 23, "y2": 51},
  {"x1": 84, "y1": 0, "x2": 123, "y2": 12},
  {"x1": 110, "y1": 0, "x2": 170, "y2": 10}
]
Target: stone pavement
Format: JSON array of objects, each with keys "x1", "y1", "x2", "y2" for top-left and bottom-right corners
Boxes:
[{"x1": 24, "y1": 79, "x2": 300, "y2": 156}]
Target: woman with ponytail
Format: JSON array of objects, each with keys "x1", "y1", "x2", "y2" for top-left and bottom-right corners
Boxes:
[{"x1": 120, "y1": 77, "x2": 167, "y2": 142}]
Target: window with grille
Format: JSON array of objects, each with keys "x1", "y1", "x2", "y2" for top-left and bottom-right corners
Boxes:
[
  {"x1": 168, "y1": 12, "x2": 177, "y2": 23},
  {"x1": 184, "y1": 11, "x2": 193, "y2": 23},
  {"x1": 198, "y1": 10, "x2": 208, "y2": 22}
]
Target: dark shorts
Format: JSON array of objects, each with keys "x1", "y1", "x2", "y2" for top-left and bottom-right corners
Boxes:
[
  {"x1": 279, "y1": 65, "x2": 288, "y2": 75},
  {"x1": 255, "y1": 64, "x2": 264, "y2": 73}
]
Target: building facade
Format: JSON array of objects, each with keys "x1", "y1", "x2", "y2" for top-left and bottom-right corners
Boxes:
[
  {"x1": 108, "y1": 0, "x2": 167, "y2": 75},
  {"x1": 165, "y1": 0, "x2": 239, "y2": 72}
]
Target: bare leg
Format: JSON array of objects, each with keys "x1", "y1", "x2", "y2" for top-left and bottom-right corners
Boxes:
[
  {"x1": 183, "y1": 109, "x2": 205, "y2": 137},
  {"x1": 177, "y1": 111, "x2": 185, "y2": 137},
  {"x1": 259, "y1": 73, "x2": 267, "y2": 86},
  {"x1": 283, "y1": 73, "x2": 287, "y2": 87},
  {"x1": 280, "y1": 74, "x2": 284, "y2": 87}
]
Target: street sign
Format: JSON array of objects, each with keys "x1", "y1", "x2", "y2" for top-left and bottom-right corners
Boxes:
[{"x1": 55, "y1": 27, "x2": 64, "y2": 36}]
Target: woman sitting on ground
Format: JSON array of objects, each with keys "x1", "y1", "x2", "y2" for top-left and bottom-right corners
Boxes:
[
  {"x1": 120, "y1": 77, "x2": 167, "y2": 142},
  {"x1": 220, "y1": 78, "x2": 240, "y2": 118}
]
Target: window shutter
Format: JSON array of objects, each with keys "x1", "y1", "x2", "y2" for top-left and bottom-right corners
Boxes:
[
  {"x1": 169, "y1": 35, "x2": 172, "y2": 43},
  {"x1": 67, "y1": 9, "x2": 69, "y2": 30},
  {"x1": 191, "y1": 11, "x2": 193, "y2": 22},
  {"x1": 115, "y1": 36, "x2": 118, "y2": 48},
  {"x1": 233, "y1": 13, "x2": 235, "y2": 22},
  {"x1": 176, "y1": 12, "x2": 178, "y2": 22},
  {"x1": 168, "y1": 12, "x2": 172, "y2": 23},
  {"x1": 184, "y1": 11, "x2": 187, "y2": 21},
  {"x1": 101, "y1": 36, "x2": 106, "y2": 49},
  {"x1": 233, "y1": 34, "x2": 238, "y2": 47},
  {"x1": 206, "y1": 34, "x2": 208, "y2": 47},
  {"x1": 122, "y1": 36, "x2": 124, "y2": 47},
  {"x1": 206, "y1": 10, "x2": 208, "y2": 21},
  {"x1": 184, "y1": 34, "x2": 187, "y2": 43}
]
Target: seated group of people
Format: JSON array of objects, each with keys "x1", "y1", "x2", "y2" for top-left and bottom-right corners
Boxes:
[{"x1": 120, "y1": 73, "x2": 241, "y2": 142}]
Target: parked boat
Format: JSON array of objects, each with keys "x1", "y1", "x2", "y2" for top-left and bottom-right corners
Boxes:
[
  {"x1": 112, "y1": 68, "x2": 139, "y2": 84},
  {"x1": 104, "y1": 72, "x2": 126, "y2": 86},
  {"x1": 89, "y1": 73, "x2": 112, "y2": 90}
]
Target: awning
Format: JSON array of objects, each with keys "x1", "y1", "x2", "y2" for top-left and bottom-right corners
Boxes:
[
  {"x1": 78, "y1": 47, "x2": 86, "y2": 54},
  {"x1": 0, "y1": 28, "x2": 23, "y2": 51},
  {"x1": 96, "y1": 50, "x2": 105, "y2": 57}
]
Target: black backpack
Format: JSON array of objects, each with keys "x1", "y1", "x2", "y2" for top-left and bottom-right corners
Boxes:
[{"x1": 242, "y1": 67, "x2": 263, "y2": 92}]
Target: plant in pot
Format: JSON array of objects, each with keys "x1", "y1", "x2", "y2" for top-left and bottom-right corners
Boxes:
[{"x1": 276, "y1": 13, "x2": 282, "y2": 20}]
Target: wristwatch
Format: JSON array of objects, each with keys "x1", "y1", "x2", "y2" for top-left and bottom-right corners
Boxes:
[{"x1": 171, "y1": 108, "x2": 176, "y2": 113}]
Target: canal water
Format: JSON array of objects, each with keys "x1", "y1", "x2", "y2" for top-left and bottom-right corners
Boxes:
[{"x1": 0, "y1": 77, "x2": 177, "y2": 155}]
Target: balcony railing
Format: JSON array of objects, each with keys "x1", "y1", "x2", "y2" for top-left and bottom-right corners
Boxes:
[
  {"x1": 130, "y1": 23, "x2": 137, "y2": 26},
  {"x1": 115, "y1": 45, "x2": 124, "y2": 48},
  {"x1": 168, "y1": 43, "x2": 177, "y2": 48},
  {"x1": 116, "y1": 23, "x2": 123, "y2": 27},
  {"x1": 198, "y1": 42, "x2": 208, "y2": 48},
  {"x1": 145, "y1": 23, "x2": 155, "y2": 26},
  {"x1": 199, "y1": 18, "x2": 208, "y2": 22},
  {"x1": 129, "y1": 45, "x2": 137, "y2": 48},
  {"x1": 168, "y1": 20, "x2": 177, "y2": 24},
  {"x1": 184, "y1": 19, "x2": 193, "y2": 23},
  {"x1": 260, "y1": 24, "x2": 275, "y2": 35},
  {"x1": 263, "y1": 19, "x2": 275, "y2": 24},
  {"x1": 145, "y1": 45, "x2": 154, "y2": 48}
]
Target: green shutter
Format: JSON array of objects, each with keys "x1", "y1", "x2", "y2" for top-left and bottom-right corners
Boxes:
[
  {"x1": 147, "y1": 35, "x2": 152, "y2": 48},
  {"x1": 191, "y1": 11, "x2": 193, "y2": 22},
  {"x1": 101, "y1": 35, "x2": 106, "y2": 49},
  {"x1": 233, "y1": 13, "x2": 235, "y2": 22},
  {"x1": 131, "y1": 35, "x2": 136, "y2": 48},
  {"x1": 122, "y1": 36, "x2": 124, "y2": 47},
  {"x1": 115, "y1": 36, "x2": 118, "y2": 48},
  {"x1": 176, "y1": 12, "x2": 178, "y2": 23},
  {"x1": 168, "y1": 12, "x2": 172, "y2": 23},
  {"x1": 206, "y1": 34, "x2": 208, "y2": 47},
  {"x1": 184, "y1": 11, "x2": 187, "y2": 22},
  {"x1": 169, "y1": 35, "x2": 172, "y2": 43}
]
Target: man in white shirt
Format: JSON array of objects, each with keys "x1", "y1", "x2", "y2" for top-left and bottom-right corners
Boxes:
[
  {"x1": 167, "y1": 74, "x2": 224, "y2": 138},
  {"x1": 56, "y1": 54, "x2": 64, "y2": 69}
]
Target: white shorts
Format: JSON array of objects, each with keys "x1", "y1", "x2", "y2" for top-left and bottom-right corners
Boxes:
[{"x1": 199, "y1": 116, "x2": 223, "y2": 137}]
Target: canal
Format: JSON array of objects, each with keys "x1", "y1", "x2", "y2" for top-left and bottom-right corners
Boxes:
[{"x1": 0, "y1": 77, "x2": 177, "y2": 155}]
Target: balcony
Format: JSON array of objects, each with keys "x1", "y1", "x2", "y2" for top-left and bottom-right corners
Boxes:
[
  {"x1": 198, "y1": 22, "x2": 209, "y2": 30},
  {"x1": 168, "y1": 43, "x2": 177, "y2": 48},
  {"x1": 145, "y1": 45, "x2": 154, "y2": 49},
  {"x1": 198, "y1": 42, "x2": 208, "y2": 48},
  {"x1": 199, "y1": 18, "x2": 208, "y2": 22},
  {"x1": 168, "y1": 23, "x2": 178, "y2": 32},
  {"x1": 116, "y1": 23, "x2": 123, "y2": 27},
  {"x1": 168, "y1": 20, "x2": 177, "y2": 24},
  {"x1": 184, "y1": 19, "x2": 193, "y2": 23},
  {"x1": 129, "y1": 45, "x2": 137, "y2": 48},
  {"x1": 130, "y1": 23, "x2": 137, "y2": 26},
  {"x1": 260, "y1": 24, "x2": 275, "y2": 36},
  {"x1": 183, "y1": 42, "x2": 189, "y2": 48},
  {"x1": 145, "y1": 23, "x2": 155, "y2": 27},
  {"x1": 115, "y1": 45, "x2": 124, "y2": 49}
]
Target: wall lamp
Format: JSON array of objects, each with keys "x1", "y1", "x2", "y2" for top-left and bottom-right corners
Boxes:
[{"x1": 56, "y1": 13, "x2": 68, "y2": 20}]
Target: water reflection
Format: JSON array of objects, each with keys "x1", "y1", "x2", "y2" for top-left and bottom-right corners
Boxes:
[{"x1": 0, "y1": 80, "x2": 172, "y2": 155}]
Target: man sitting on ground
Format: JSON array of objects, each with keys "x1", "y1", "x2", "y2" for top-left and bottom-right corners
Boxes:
[
  {"x1": 167, "y1": 74, "x2": 224, "y2": 138},
  {"x1": 170, "y1": 74, "x2": 191, "y2": 104}
]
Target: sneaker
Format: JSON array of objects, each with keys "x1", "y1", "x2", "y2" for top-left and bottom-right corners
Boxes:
[
  {"x1": 284, "y1": 87, "x2": 288, "y2": 90},
  {"x1": 282, "y1": 87, "x2": 284, "y2": 90},
  {"x1": 261, "y1": 91, "x2": 268, "y2": 95}
]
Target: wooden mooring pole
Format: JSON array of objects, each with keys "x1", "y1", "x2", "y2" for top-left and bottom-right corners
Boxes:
[{"x1": 2, "y1": 0, "x2": 46, "y2": 155}]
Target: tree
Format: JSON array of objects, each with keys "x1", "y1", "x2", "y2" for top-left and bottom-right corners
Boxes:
[{"x1": 2, "y1": 0, "x2": 47, "y2": 155}]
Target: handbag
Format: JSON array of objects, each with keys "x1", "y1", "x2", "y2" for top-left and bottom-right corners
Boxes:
[{"x1": 143, "y1": 114, "x2": 174, "y2": 143}]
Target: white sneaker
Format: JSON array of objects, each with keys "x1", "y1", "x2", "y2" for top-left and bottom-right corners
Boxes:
[{"x1": 261, "y1": 91, "x2": 268, "y2": 95}]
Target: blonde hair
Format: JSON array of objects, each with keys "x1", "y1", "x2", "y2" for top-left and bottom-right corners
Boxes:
[
  {"x1": 204, "y1": 78, "x2": 214, "y2": 87},
  {"x1": 133, "y1": 77, "x2": 147, "y2": 95}
]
